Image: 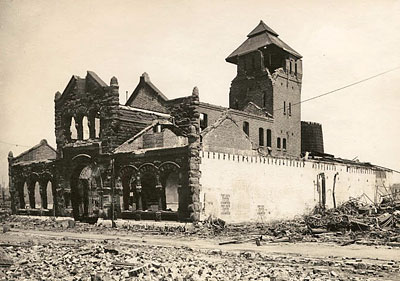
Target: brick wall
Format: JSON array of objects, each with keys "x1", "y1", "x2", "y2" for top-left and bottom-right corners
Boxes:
[
  {"x1": 197, "y1": 103, "x2": 274, "y2": 154},
  {"x1": 227, "y1": 51, "x2": 302, "y2": 157},
  {"x1": 202, "y1": 116, "x2": 254, "y2": 155},
  {"x1": 127, "y1": 85, "x2": 168, "y2": 114},
  {"x1": 114, "y1": 106, "x2": 169, "y2": 150},
  {"x1": 301, "y1": 121, "x2": 324, "y2": 154},
  {"x1": 13, "y1": 142, "x2": 56, "y2": 164}
]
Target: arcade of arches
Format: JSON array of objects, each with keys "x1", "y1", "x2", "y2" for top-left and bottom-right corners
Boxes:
[
  {"x1": 11, "y1": 170, "x2": 57, "y2": 214},
  {"x1": 118, "y1": 161, "x2": 181, "y2": 213},
  {"x1": 9, "y1": 157, "x2": 187, "y2": 220}
]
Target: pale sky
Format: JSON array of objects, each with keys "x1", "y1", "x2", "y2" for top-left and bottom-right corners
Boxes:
[{"x1": 1, "y1": 0, "x2": 400, "y2": 187}]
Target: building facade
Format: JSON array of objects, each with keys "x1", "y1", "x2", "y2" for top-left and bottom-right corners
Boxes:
[{"x1": 8, "y1": 21, "x2": 394, "y2": 223}]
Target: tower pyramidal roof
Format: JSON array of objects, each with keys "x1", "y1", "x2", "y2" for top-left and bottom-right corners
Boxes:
[
  {"x1": 226, "y1": 20, "x2": 302, "y2": 64},
  {"x1": 247, "y1": 20, "x2": 279, "y2": 37}
]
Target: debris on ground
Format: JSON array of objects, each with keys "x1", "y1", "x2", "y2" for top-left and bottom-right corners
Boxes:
[
  {"x1": 1, "y1": 233, "x2": 399, "y2": 281},
  {"x1": 1, "y1": 197, "x2": 400, "y2": 248}
]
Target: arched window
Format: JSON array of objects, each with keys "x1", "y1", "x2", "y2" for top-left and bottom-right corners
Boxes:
[
  {"x1": 243, "y1": 121, "x2": 249, "y2": 136},
  {"x1": 46, "y1": 181, "x2": 53, "y2": 210},
  {"x1": 23, "y1": 182, "x2": 30, "y2": 208},
  {"x1": 259, "y1": 128, "x2": 264, "y2": 146},
  {"x1": 70, "y1": 117, "x2": 78, "y2": 140},
  {"x1": 82, "y1": 116, "x2": 90, "y2": 140},
  {"x1": 266, "y1": 129, "x2": 272, "y2": 147},
  {"x1": 283, "y1": 138, "x2": 287, "y2": 150},
  {"x1": 277, "y1": 137, "x2": 281, "y2": 149},
  {"x1": 94, "y1": 117, "x2": 101, "y2": 138}
]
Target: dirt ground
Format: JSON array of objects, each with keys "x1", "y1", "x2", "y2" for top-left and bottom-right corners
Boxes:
[{"x1": 1, "y1": 217, "x2": 400, "y2": 281}]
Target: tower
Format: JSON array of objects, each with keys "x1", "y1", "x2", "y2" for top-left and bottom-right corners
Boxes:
[{"x1": 226, "y1": 20, "x2": 303, "y2": 156}]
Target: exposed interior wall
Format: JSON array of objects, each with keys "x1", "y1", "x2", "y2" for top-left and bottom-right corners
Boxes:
[
  {"x1": 201, "y1": 116, "x2": 254, "y2": 155},
  {"x1": 127, "y1": 84, "x2": 167, "y2": 113},
  {"x1": 165, "y1": 172, "x2": 179, "y2": 211},
  {"x1": 199, "y1": 150, "x2": 389, "y2": 223}
]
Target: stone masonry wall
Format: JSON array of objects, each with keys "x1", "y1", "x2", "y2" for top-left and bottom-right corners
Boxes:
[{"x1": 166, "y1": 89, "x2": 201, "y2": 221}]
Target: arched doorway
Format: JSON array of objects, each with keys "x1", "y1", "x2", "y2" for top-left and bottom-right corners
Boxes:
[
  {"x1": 70, "y1": 156, "x2": 102, "y2": 220},
  {"x1": 46, "y1": 181, "x2": 54, "y2": 210},
  {"x1": 119, "y1": 165, "x2": 138, "y2": 211},
  {"x1": 141, "y1": 173, "x2": 158, "y2": 211},
  {"x1": 163, "y1": 172, "x2": 179, "y2": 211},
  {"x1": 159, "y1": 162, "x2": 181, "y2": 212},
  {"x1": 34, "y1": 182, "x2": 42, "y2": 209},
  {"x1": 21, "y1": 181, "x2": 29, "y2": 209}
]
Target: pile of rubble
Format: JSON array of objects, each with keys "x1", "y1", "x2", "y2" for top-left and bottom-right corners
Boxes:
[
  {"x1": 303, "y1": 198, "x2": 400, "y2": 246},
  {"x1": 210, "y1": 197, "x2": 400, "y2": 247},
  {"x1": 2, "y1": 197, "x2": 400, "y2": 247},
  {"x1": 1, "y1": 234, "x2": 398, "y2": 281}
]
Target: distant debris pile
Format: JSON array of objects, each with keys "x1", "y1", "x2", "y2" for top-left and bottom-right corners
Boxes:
[{"x1": 304, "y1": 197, "x2": 400, "y2": 244}]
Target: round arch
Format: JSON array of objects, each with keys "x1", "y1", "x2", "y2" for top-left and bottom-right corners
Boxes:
[
  {"x1": 159, "y1": 162, "x2": 181, "y2": 212},
  {"x1": 119, "y1": 165, "x2": 139, "y2": 211},
  {"x1": 138, "y1": 163, "x2": 159, "y2": 176}
]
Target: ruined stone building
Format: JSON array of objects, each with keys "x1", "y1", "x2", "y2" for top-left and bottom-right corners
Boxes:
[{"x1": 8, "y1": 21, "x2": 395, "y2": 223}]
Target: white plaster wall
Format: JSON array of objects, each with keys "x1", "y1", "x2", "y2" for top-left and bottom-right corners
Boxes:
[{"x1": 199, "y1": 151, "x2": 391, "y2": 223}]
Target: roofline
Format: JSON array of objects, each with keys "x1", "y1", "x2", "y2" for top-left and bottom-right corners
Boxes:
[
  {"x1": 12, "y1": 139, "x2": 56, "y2": 161},
  {"x1": 125, "y1": 74, "x2": 168, "y2": 106},
  {"x1": 119, "y1": 105, "x2": 171, "y2": 118}
]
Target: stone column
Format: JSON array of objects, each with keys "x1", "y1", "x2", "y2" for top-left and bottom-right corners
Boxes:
[
  {"x1": 76, "y1": 115, "x2": 83, "y2": 140},
  {"x1": 134, "y1": 175, "x2": 142, "y2": 221},
  {"x1": 8, "y1": 152, "x2": 17, "y2": 214},
  {"x1": 177, "y1": 172, "x2": 182, "y2": 213},
  {"x1": 88, "y1": 114, "x2": 95, "y2": 139},
  {"x1": 156, "y1": 174, "x2": 163, "y2": 211},
  {"x1": 155, "y1": 174, "x2": 163, "y2": 221},
  {"x1": 187, "y1": 87, "x2": 201, "y2": 222},
  {"x1": 39, "y1": 179, "x2": 48, "y2": 210},
  {"x1": 135, "y1": 175, "x2": 143, "y2": 211}
]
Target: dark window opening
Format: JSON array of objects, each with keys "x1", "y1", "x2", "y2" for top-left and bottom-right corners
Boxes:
[
  {"x1": 259, "y1": 128, "x2": 264, "y2": 146},
  {"x1": 283, "y1": 101, "x2": 286, "y2": 115},
  {"x1": 290, "y1": 60, "x2": 293, "y2": 73},
  {"x1": 153, "y1": 124, "x2": 162, "y2": 133},
  {"x1": 295, "y1": 62, "x2": 298, "y2": 76},
  {"x1": 262, "y1": 45, "x2": 287, "y2": 74},
  {"x1": 288, "y1": 103, "x2": 292, "y2": 116},
  {"x1": 199, "y1": 113, "x2": 208, "y2": 131},
  {"x1": 283, "y1": 138, "x2": 287, "y2": 150},
  {"x1": 266, "y1": 129, "x2": 272, "y2": 147},
  {"x1": 243, "y1": 121, "x2": 249, "y2": 136},
  {"x1": 277, "y1": 137, "x2": 281, "y2": 149},
  {"x1": 263, "y1": 92, "x2": 267, "y2": 108}
]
